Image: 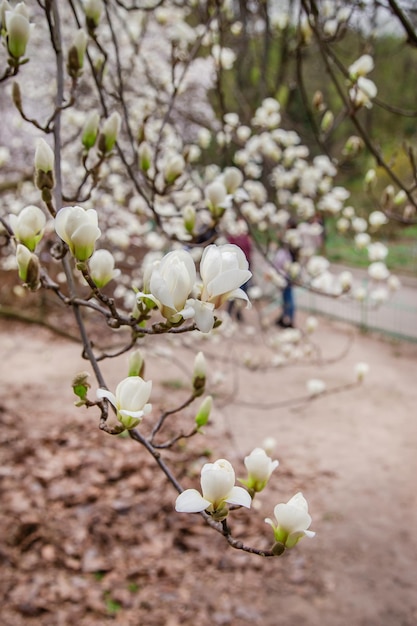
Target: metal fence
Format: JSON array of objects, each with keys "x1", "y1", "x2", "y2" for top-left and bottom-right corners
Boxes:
[{"x1": 295, "y1": 283, "x2": 417, "y2": 343}]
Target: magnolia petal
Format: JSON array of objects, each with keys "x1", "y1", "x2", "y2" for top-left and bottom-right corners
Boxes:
[
  {"x1": 225, "y1": 485, "x2": 252, "y2": 508},
  {"x1": 187, "y1": 299, "x2": 215, "y2": 333},
  {"x1": 207, "y1": 269, "x2": 252, "y2": 299},
  {"x1": 118, "y1": 408, "x2": 146, "y2": 419},
  {"x1": 175, "y1": 489, "x2": 211, "y2": 513},
  {"x1": 150, "y1": 271, "x2": 176, "y2": 310},
  {"x1": 273, "y1": 503, "x2": 312, "y2": 533},
  {"x1": 96, "y1": 388, "x2": 117, "y2": 407}
]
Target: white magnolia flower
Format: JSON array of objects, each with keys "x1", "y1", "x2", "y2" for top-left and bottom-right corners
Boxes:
[
  {"x1": 350, "y1": 77, "x2": 377, "y2": 108},
  {"x1": 175, "y1": 458, "x2": 251, "y2": 520},
  {"x1": 387, "y1": 274, "x2": 401, "y2": 291},
  {"x1": 89, "y1": 249, "x2": 120, "y2": 288},
  {"x1": 9, "y1": 205, "x2": 46, "y2": 251},
  {"x1": 97, "y1": 376, "x2": 152, "y2": 430},
  {"x1": 367, "y1": 242, "x2": 388, "y2": 262},
  {"x1": 349, "y1": 54, "x2": 374, "y2": 79},
  {"x1": 265, "y1": 492, "x2": 315, "y2": 549},
  {"x1": 355, "y1": 362, "x2": 369, "y2": 382},
  {"x1": 368, "y1": 261, "x2": 389, "y2": 281},
  {"x1": 241, "y1": 448, "x2": 279, "y2": 492},
  {"x1": 355, "y1": 232, "x2": 371, "y2": 249},
  {"x1": 306, "y1": 316, "x2": 318, "y2": 333},
  {"x1": 140, "y1": 248, "x2": 196, "y2": 323},
  {"x1": 222, "y1": 167, "x2": 243, "y2": 194},
  {"x1": 205, "y1": 180, "x2": 229, "y2": 215},
  {"x1": 307, "y1": 378, "x2": 326, "y2": 396},
  {"x1": 368, "y1": 210, "x2": 388, "y2": 228},
  {"x1": 200, "y1": 243, "x2": 252, "y2": 308},
  {"x1": 352, "y1": 217, "x2": 367, "y2": 233},
  {"x1": 55, "y1": 205, "x2": 101, "y2": 261}
]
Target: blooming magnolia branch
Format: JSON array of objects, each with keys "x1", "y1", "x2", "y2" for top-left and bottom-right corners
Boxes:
[{"x1": 3, "y1": 0, "x2": 412, "y2": 564}]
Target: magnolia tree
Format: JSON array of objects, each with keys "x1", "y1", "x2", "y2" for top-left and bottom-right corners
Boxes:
[{"x1": 0, "y1": 0, "x2": 412, "y2": 557}]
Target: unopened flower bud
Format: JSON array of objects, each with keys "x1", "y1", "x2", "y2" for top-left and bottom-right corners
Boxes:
[
  {"x1": 164, "y1": 154, "x2": 185, "y2": 184},
  {"x1": 183, "y1": 204, "x2": 195, "y2": 234},
  {"x1": 67, "y1": 28, "x2": 88, "y2": 77},
  {"x1": 5, "y1": 6, "x2": 31, "y2": 60},
  {"x1": 35, "y1": 138, "x2": 54, "y2": 173},
  {"x1": 12, "y1": 81, "x2": 22, "y2": 110},
  {"x1": 16, "y1": 243, "x2": 40, "y2": 289},
  {"x1": 82, "y1": 110, "x2": 100, "y2": 150},
  {"x1": 192, "y1": 351, "x2": 206, "y2": 395},
  {"x1": 205, "y1": 181, "x2": 227, "y2": 217},
  {"x1": 34, "y1": 139, "x2": 55, "y2": 191},
  {"x1": 223, "y1": 167, "x2": 243, "y2": 194},
  {"x1": 381, "y1": 185, "x2": 394, "y2": 207},
  {"x1": 8, "y1": 204, "x2": 46, "y2": 251},
  {"x1": 195, "y1": 395, "x2": 212, "y2": 428},
  {"x1": 394, "y1": 190, "x2": 406, "y2": 206},
  {"x1": 0, "y1": 1, "x2": 11, "y2": 32},
  {"x1": 364, "y1": 168, "x2": 376, "y2": 190},
  {"x1": 343, "y1": 135, "x2": 364, "y2": 157},
  {"x1": 138, "y1": 141, "x2": 152, "y2": 172},
  {"x1": 355, "y1": 362, "x2": 369, "y2": 383},
  {"x1": 128, "y1": 349, "x2": 145, "y2": 378},
  {"x1": 98, "y1": 111, "x2": 121, "y2": 154},
  {"x1": 88, "y1": 248, "x2": 119, "y2": 287},
  {"x1": 312, "y1": 90, "x2": 324, "y2": 111},
  {"x1": 84, "y1": 0, "x2": 103, "y2": 30},
  {"x1": 320, "y1": 110, "x2": 334, "y2": 133}
]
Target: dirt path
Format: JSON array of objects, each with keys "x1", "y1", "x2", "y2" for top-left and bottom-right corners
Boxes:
[{"x1": 1, "y1": 313, "x2": 417, "y2": 625}]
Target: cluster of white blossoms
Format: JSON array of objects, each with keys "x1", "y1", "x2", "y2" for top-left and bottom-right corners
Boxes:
[
  {"x1": 175, "y1": 453, "x2": 315, "y2": 551},
  {"x1": 137, "y1": 243, "x2": 252, "y2": 333}
]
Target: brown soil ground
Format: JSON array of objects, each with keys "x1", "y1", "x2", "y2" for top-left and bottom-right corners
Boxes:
[{"x1": 1, "y1": 308, "x2": 417, "y2": 626}]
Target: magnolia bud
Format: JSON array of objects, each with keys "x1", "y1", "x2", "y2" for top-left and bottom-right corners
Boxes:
[
  {"x1": 128, "y1": 349, "x2": 145, "y2": 378},
  {"x1": 6, "y1": 7, "x2": 31, "y2": 60},
  {"x1": 12, "y1": 81, "x2": 22, "y2": 110},
  {"x1": 183, "y1": 205, "x2": 195, "y2": 234},
  {"x1": 67, "y1": 29, "x2": 88, "y2": 77},
  {"x1": 355, "y1": 362, "x2": 369, "y2": 383},
  {"x1": 0, "y1": 1, "x2": 11, "y2": 32},
  {"x1": 164, "y1": 155, "x2": 185, "y2": 185},
  {"x1": 205, "y1": 181, "x2": 227, "y2": 217},
  {"x1": 192, "y1": 351, "x2": 206, "y2": 396},
  {"x1": 34, "y1": 139, "x2": 55, "y2": 192},
  {"x1": 312, "y1": 90, "x2": 325, "y2": 111},
  {"x1": 394, "y1": 190, "x2": 406, "y2": 206},
  {"x1": 35, "y1": 138, "x2": 54, "y2": 173},
  {"x1": 84, "y1": 0, "x2": 103, "y2": 30},
  {"x1": 343, "y1": 135, "x2": 364, "y2": 157},
  {"x1": 16, "y1": 243, "x2": 40, "y2": 289},
  {"x1": 8, "y1": 204, "x2": 46, "y2": 251},
  {"x1": 98, "y1": 112, "x2": 121, "y2": 154},
  {"x1": 320, "y1": 110, "x2": 334, "y2": 133},
  {"x1": 223, "y1": 167, "x2": 243, "y2": 194},
  {"x1": 82, "y1": 111, "x2": 100, "y2": 150},
  {"x1": 138, "y1": 141, "x2": 152, "y2": 172},
  {"x1": 195, "y1": 396, "x2": 213, "y2": 429},
  {"x1": 88, "y1": 249, "x2": 118, "y2": 287},
  {"x1": 364, "y1": 168, "x2": 376, "y2": 190}
]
